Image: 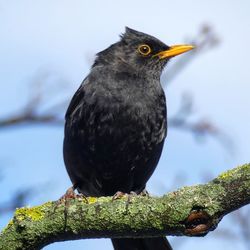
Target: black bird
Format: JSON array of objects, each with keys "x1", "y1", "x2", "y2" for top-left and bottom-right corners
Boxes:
[{"x1": 63, "y1": 27, "x2": 194, "y2": 250}]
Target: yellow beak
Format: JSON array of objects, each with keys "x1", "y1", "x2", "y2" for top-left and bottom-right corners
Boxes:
[{"x1": 156, "y1": 44, "x2": 195, "y2": 59}]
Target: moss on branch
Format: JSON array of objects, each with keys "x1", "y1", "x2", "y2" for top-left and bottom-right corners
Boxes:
[{"x1": 0, "y1": 163, "x2": 249, "y2": 250}]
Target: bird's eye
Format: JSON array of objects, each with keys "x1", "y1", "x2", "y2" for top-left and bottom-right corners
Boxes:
[{"x1": 138, "y1": 44, "x2": 152, "y2": 56}]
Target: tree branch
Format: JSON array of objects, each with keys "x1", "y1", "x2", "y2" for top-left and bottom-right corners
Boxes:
[{"x1": 0, "y1": 163, "x2": 249, "y2": 250}]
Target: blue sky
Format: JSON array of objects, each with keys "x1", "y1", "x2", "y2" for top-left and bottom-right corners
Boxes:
[{"x1": 0, "y1": 1, "x2": 249, "y2": 249}]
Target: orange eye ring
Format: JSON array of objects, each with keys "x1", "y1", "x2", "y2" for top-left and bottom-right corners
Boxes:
[{"x1": 138, "y1": 44, "x2": 152, "y2": 56}]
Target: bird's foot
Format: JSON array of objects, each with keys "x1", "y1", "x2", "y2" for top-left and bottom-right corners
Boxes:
[
  {"x1": 52, "y1": 185, "x2": 88, "y2": 215},
  {"x1": 139, "y1": 189, "x2": 150, "y2": 197},
  {"x1": 112, "y1": 191, "x2": 138, "y2": 201},
  {"x1": 126, "y1": 192, "x2": 138, "y2": 207},
  {"x1": 60, "y1": 186, "x2": 77, "y2": 200},
  {"x1": 112, "y1": 191, "x2": 127, "y2": 201},
  {"x1": 51, "y1": 185, "x2": 88, "y2": 230},
  {"x1": 58, "y1": 186, "x2": 88, "y2": 203},
  {"x1": 112, "y1": 191, "x2": 140, "y2": 211}
]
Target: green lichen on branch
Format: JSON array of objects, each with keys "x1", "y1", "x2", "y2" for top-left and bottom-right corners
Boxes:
[
  {"x1": 217, "y1": 163, "x2": 249, "y2": 180},
  {"x1": 15, "y1": 205, "x2": 45, "y2": 222},
  {"x1": 0, "y1": 163, "x2": 249, "y2": 250}
]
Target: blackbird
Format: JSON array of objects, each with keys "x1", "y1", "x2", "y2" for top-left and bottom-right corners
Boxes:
[{"x1": 63, "y1": 27, "x2": 194, "y2": 250}]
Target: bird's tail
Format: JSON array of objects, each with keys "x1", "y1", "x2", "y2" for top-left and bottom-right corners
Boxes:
[{"x1": 111, "y1": 237, "x2": 172, "y2": 250}]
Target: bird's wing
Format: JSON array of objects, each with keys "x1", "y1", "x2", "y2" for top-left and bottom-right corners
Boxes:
[{"x1": 65, "y1": 81, "x2": 86, "y2": 120}]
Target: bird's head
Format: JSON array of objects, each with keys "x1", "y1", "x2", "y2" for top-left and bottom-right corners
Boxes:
[{"x1": 94, "y1": 27, "x2": 194, "y2": 78}]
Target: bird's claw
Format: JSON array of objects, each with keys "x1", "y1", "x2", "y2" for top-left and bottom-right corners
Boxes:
[
  {"x1": 112, "y1": 191, "x2": 127, "y2": 201},
  {"x1": 50, "y1": 185, "x2": 88, "y2": 230},
  {"x1": 60, "y1": 186, "x2": 77, "y2": 200},
  {"x1": 112, "y1": 191, "x2": 142, "y2": 212},
  {"x1": 58, "y1": 186, "x2": 88, "y2": 203},
  {"x1": 139, "y1": 189, "x2": 150, "y2": 197}
]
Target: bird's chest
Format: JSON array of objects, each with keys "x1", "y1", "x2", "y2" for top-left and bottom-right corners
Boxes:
[
  {"x1": 83, "y1": 88, "x2": 166, "y2": 152},
  {"x1": 118, "y1": 98, "x2": 166, "y2": 145}
]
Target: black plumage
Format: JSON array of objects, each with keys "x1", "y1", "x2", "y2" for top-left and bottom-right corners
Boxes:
[{"x1": 63, "y1": 27, "x2": 193, "y2": 250}]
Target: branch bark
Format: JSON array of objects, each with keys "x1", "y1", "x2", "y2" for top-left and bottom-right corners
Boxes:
[{"x1": 0, "y1": 163, "x2": 249, "y2": 250}]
